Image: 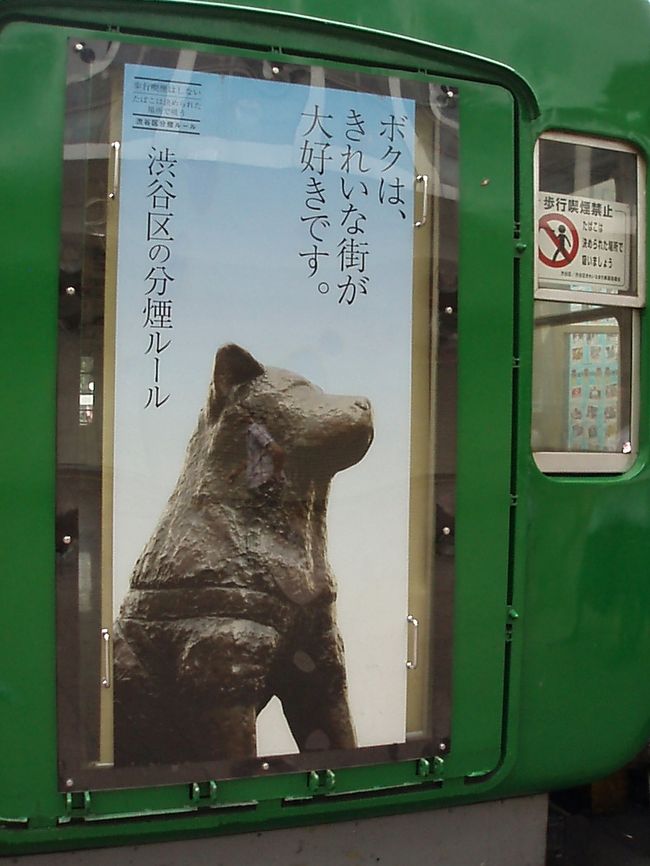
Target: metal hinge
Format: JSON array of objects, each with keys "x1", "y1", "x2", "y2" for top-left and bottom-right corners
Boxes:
[
  {"x1": 513, "y1": 221, "x2": 526, "y2": 256},
  {"x1": 505, "y1": 606, "x2": 520, "y2": 643}
]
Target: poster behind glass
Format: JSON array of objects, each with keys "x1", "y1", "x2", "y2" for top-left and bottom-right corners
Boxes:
[
  {"x1": 56, "y1": 41, "x2": 459, "y2": 785},
  {"x1": 114, "y1": 62, "x2": 414, "y2": 766}
]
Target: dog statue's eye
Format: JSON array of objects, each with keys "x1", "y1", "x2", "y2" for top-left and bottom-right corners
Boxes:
[{"x1": 291, "y1": 382, "x2": 322, "y2": 395}]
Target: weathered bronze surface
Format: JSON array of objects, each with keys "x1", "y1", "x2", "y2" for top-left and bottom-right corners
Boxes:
[{"x1": 114, "y1": 344, "x2": 373, "y2": 765}]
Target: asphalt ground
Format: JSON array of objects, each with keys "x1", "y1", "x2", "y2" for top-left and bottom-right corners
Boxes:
[{"x1": 548, "y1": 769, "x2": 650, "y2": 866}]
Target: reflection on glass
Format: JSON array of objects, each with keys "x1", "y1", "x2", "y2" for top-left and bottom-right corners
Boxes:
[
  {"x1": 79, "y1": 356, "x2": 95, "y2": 425},
  {"x1": 56, "y1": 39, "x2": 459, "y2": 788},
  {"x1": 532, "y1": 302, "x2": 631, "y2": 454},
  {"x1": 533, "y1": 133, "x2": 643, "y2": 473}
]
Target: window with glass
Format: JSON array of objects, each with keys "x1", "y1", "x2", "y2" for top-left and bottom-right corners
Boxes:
[
  {"x1": 56, "y1": 38, "x2": 459, "y2": 789},
  {"x1": 532, "y1": 133, "x2": 645, "y2": 473}
]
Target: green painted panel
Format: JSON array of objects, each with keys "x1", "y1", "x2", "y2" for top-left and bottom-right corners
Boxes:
[
  {"x1": 447, "y1": 81, "x2": 515, "y2": 777},
  {"x1": 0, "y1": 19, "x2": 515, "y2": 851},
  {"x1": 0, "y1": 0, "x2": 648, "y2": 852},
  {"x1": 0, "y1": 21, "x2": 66, "y2": 823}
]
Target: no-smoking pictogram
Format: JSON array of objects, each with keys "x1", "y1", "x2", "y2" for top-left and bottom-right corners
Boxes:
[{"x1": 538, "y1": 212, "x2": 579, "y2": 268}]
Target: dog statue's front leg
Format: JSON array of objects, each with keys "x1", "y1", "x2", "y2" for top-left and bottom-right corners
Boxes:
[{"x1": 273, "y1": 602, "x2": 357, "y2": 752}]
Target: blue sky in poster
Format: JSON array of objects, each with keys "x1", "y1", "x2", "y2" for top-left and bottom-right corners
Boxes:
[{"x1": 114, "y1": 62, "x2": 416, "y2": 749}]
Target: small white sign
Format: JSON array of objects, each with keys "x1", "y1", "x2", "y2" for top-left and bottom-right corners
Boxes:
[{"x1": 537, "y1": 192, "x2": 630, "y2": 291}]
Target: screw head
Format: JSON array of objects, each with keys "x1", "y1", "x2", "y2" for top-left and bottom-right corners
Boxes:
[
  {"x1": 261, "y1": 762, "x2": 270, "y2": 771},
  {"x1": 65, "y1": 778, "x2": 74, "y2": 788},
  {"x1": 62, "y1": 535, "x2": 72, "y2": 545},
  {"x1": 73, "y1": 42, "x2": 95, "y2": 63},
  {"x1": 66, "y1": 286, "x2": 76, "y2": 296},
  {"x1": 439, "y1": 742, "x2": 447, "y2": 752},
  {"x1": 444, "y1": 306, "x2": 454, "y2": 315},
  {"x1": 442, "y1": 526, "x2": 451, "y2": 536},
  {"x1": 480, "y1": 178, "x2": 490, "y2": 187}
]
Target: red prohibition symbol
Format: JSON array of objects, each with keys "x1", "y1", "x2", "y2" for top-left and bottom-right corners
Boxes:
[{"x1": 538, "y1": 212, "x2": 579, "y2": 268}]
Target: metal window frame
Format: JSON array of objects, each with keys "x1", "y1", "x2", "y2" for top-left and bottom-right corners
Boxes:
[
  {"x1": 55, "y1": 34, "x2": 461, "y2": 792},
  {"x1": 532, "y1": 131, "x2": 646, "y2": 475}
]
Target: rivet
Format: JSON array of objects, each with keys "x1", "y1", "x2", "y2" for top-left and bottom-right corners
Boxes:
[
  {"x1": 73, "y1": 42, "x2": 85, "y2": 52},
  {"x1": 271, "y1": 66, "x2": 281, "y2": 75},
  {"x1": 66, "y1": 286, "x2": 76, "y2": 296},
  {"x1": 63, "y1": 535, "x2": 72, "y2": 545},
  {"x1": 439, "y1": 742, "x2": 447, "y2": 752},
  {"x1": 480, "y1": 178, "x2": 490, "y2": 187},
  {"x1": 442, "y1": 526, "x2": 451, "y2": 536},
  {"x1": 444, "y1": 306, "x2": 454, "y2": 315},
  {"x1": 65, "y1": 778, "x2": 74, "y2": 788},
  {"x1": 261, "y1": 762, "x2": 270, "y2": 771}
]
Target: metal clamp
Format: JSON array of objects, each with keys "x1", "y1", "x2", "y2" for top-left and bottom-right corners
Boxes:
[
  {"x1": 100, "y1": 628, "x2": 111, "y2": 688},
  {"x1": 416, "y1": 756, "x2": 445, "y2": 781},
  {"x1": 108, "y1": 140, "x2": 121, "y2": 200},
  {"x1": 415, "y1": 174, "x2": 429, "y2": 227},
  {"x1": 190, "y1": 780, "x2": 218, "y2": 806},
  {"x1": 406, "y1": 614, "x2": 419, "y2": 670},
  {"x1": 308, "y1": 769, "x2": 336, "y2": 793}
]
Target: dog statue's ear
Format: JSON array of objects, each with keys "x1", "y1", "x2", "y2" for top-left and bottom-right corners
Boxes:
[{"x1": 209, "y1": 344, "x2": 264, "y2": 420}]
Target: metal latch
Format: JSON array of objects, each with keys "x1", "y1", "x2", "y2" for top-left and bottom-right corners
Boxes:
[
  {"x1": 308, "y1": 769, "x2": 336, "y2": 793},
  {"x1": 100, "y1": 628, "x2": 111, "y2": 688}
]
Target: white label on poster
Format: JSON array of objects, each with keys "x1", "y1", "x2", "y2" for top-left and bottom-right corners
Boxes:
[
  {"x1": 537, "y1": 192, "x2": 630, "y2": 291},
  {"x1": 112, "y1": 64, "x2": 416, "y2": 759}
]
